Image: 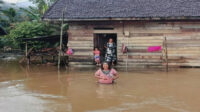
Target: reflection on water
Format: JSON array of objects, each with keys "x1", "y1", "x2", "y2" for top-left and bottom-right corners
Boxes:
[{"x1": 0, "y1": 62, "x2": 200, "y2": 112}]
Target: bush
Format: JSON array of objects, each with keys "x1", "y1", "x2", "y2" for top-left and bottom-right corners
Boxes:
[
  {"x1": 8, "y1": 21, "x2": 53, "y2": 49},
  {"x1": 0, "y1": 36, "x2": 13, "y2": 48}
]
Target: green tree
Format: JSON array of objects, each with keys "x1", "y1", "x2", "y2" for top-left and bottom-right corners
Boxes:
[
  {"x1": 0, "y1": 36, "x2": 13, "y2": 48},
  {"x1": 20, "y1": 6, "x2": 40, "y2": 21},
  {"x1": 29, "y1": 0, "x2": 56, "y2": 14},
  {"x1": 0, "y1": 0, "x2": 3, "y2": 4},
  {"x1": 7, "y1": 21, "x2": 53, "y2": 49},
  {"x1": 20, "y1": 0, "x2": 56, "y2": 21},
  {"x1": 0, "y1": 0, "x2": 4, "y2": 20},
  {"x1": 1, "y1": 8, "x2": 16, "y2": 23},
  {"x1": 0, "y1": 0, "x2": 3, "y2": 8}
]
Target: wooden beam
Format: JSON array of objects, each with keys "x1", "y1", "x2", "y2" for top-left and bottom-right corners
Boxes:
[{"x1": 25, "y1": 42, "x2": 28, "y2": 57}]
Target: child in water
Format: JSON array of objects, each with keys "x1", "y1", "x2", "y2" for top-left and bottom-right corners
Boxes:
[
  {"x1": 93, "y1": 47, "x2": 101, "y2": 66},
  {"x1": 95, "y1": 62, "x2": 119, "y2": 84}
]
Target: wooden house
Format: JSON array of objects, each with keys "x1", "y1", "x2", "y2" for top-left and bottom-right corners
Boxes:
[{"x1": 43, "y1": 0, "x2": 200, "y2": 68}]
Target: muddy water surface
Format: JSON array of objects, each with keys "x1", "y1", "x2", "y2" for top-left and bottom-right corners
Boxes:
[{"x1": 0, "y1": 62, "x2": 200, "y2": 112}]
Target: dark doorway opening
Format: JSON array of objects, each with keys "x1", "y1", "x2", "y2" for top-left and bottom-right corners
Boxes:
[{"x1": 94, "y1": 34, "x2": 117, "y2": 64}]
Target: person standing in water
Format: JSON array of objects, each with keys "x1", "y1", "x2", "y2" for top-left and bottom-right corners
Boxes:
[
  {"x1": 104, "y1": 38, "x2": 117, "y2": 65},
  {"x1": 95, "y1": 62, "x2": 119, "y2": 84}
]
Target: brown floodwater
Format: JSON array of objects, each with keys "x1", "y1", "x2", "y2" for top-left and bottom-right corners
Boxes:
[{"x1": 0, "y1": 61, "x2": 200, "y2": 112}]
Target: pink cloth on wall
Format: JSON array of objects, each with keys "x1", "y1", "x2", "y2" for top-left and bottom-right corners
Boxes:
[
  {"x1": 148, "y1": 46, "x2": 162, "y2": 52},
  {"x1": 67, "y1": 48, "x2": 73, "y2": 55},
  {"x1": 121, "y1": 43, "x2": 128, "y2": 54}
]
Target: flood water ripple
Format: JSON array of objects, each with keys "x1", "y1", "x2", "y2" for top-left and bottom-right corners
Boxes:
[{"x1": 0, "y1": 62, "x2": 200, "y2": 112}]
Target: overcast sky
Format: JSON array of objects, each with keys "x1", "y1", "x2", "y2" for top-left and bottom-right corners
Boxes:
[
  {"x1": 2, "y1": 0, "x2": 34, "y2": 7},
  {"x1": 3, "y1": 0, "x2": 27, "y2": 3}
]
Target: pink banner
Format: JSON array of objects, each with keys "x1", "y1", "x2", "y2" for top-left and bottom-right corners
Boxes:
[{"x1": 148, "y1": 46, "x2": 162, "y2": 52}]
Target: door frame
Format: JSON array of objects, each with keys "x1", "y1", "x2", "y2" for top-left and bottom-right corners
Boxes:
[{"x1": 93, "y1": 33, "x2": 118, "y2": 64}]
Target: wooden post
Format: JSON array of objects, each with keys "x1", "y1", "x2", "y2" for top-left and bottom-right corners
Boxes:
[
  {"x1": 25, "y1": 42, "x2": 28, "y2": 57},
  {"x1": 25, "y1": 42, "x2": 29, "y2": 64},
  {"x1": 58, "y1": 8, "x2": 65, "y2": 70},
  {"x1": 125, "y1": 22, "x2": 130, "y2": 71},
  {"x1": 164, "y1": 37, "x2": 168, "y2": 72},
  {"x1": 52, "y1": 56, "x2": 55, "y2": 62},
  {"x1": 41, "y1": 56, "x2": 44, "y2": 64},
  {"x1": 28, "y1": 56, "x2": 30, "y2": 64},
  {"x1": 126, "y1": 36, "x2": 128, "y2": 71}
]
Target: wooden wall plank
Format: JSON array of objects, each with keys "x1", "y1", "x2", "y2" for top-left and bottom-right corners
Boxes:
[{"x1": 67, "y1": 21, "x2": 200, "y2": 68}]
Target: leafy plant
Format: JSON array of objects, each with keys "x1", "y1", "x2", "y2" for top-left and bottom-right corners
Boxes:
[
  {"x1": 0, "y1": 36, "x2": 14, "y2": 48},
  {"x1": 22, "y1": 0, "x2": 57, "y2": 19},
  {"x1": 7, "y1": 21, "x2": 53, "y2": 49},
  {"x1": 1, "y1": 8, "x2": 16, "y2": 23},
  {"x1": 0, "y1": 0, "x2": 62, "y2": 50},
  {"x1": 20, "y1": 6, "x2": 40, "y2": 21}
]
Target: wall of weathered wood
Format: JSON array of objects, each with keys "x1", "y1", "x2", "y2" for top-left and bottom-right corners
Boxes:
[
  {"x1": 67, "y1": 21, "x2": 200, "y2": 68},
  {"x1": 67, "y1": 22, "x2": 93, "y2": 67}
]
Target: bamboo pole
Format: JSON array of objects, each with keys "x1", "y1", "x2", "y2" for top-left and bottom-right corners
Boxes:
[
  {"x1": 58, "y1": 8, "x2": 65, "y2": 70},
  {"x1": 126, "y1": 22, "x2": 130, "y2": 71},
  {"x1": 25, "y1": 42, "x2": 28, "y2": 57},
  {"x1": 126, "y1": 37, "x2": 128, "y2": 71},
  {"x1": 164, "y1": 37, "x2": 168, "y2": 72},
  {"x1": 25, "y1": 42, "x2": 28, "y2": 64}
]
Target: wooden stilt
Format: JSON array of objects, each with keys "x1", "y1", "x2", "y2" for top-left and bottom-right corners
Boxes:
[
  {"x1": 25, "y1": 42, "x2": 29, "y2": 64},
  {"x1": 164, "y1": 37, "x2": 168, "y2": 72},
  {"x1": 41, "y1": 56, "x2": 44, "y2": 64},
  {"x1": 28, "y1": 56, "x2": 31, "y2": 64},
  {"x1": 125, "y1": 22, "x2": 130, "y2": 71},
  {"x1": 58, "y1": 7, "x2": 66, "y2": 70},
  {"x1": 126, "y1": 37, "x2": 128, "y2": 71},
  {"x1": 25, "y1": 42, "x2": 28, "y2": 57},
  {"x1": 52, "y1": 56, "x2": 55, "y2": 62}
]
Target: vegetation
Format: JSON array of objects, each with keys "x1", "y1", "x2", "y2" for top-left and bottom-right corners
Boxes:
[
  {"x1": 20, "y1": 6, "x2": 40, "y2": 21},
  {"x1": 0, "y1": 0, "x2": 63, "y2": 50},
  {"x1": 1, "y1": 8, "x2": 16, "y2": 23},
  {"x1": 20, "y1": 0, "x2": 57, "y2": 21},
  {"x1": 8, "y1": 21, "x2": 53, "y2": 49}
]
